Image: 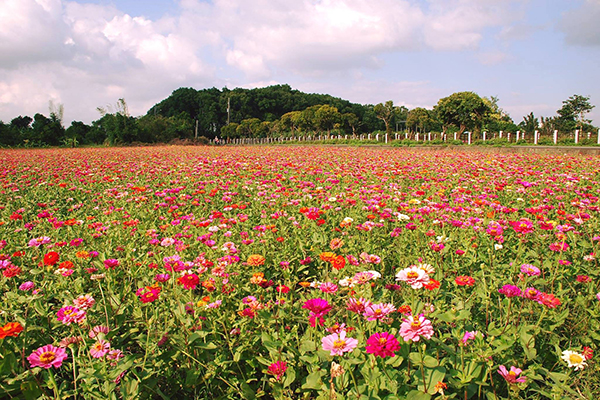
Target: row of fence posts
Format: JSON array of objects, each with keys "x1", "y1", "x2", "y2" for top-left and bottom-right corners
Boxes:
[{"x1": 220, "y1": 129, "x2": 600, "y2": 146}]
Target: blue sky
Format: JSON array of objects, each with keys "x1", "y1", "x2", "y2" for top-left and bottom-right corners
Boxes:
[{"x1": 1, "y1": 0, "x2": 599, "y2": 127}]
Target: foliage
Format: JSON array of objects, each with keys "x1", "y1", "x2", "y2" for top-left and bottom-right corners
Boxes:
[{"x1": 434, "y1": 92, "x2": 491, "y2": 135}]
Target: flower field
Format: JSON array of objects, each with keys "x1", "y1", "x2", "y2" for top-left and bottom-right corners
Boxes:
[{"x1": 0, "y1": 145, "x2": 599, "y2": 400}]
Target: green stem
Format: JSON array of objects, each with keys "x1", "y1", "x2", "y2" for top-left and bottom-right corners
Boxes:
[{"x1": 71, "y1": 347, "x2": 78, "y2": 399}]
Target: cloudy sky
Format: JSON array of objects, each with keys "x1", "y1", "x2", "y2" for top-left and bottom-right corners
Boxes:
[{"x1": 1, "y1": 0, "x2": 599, "y2": 126}]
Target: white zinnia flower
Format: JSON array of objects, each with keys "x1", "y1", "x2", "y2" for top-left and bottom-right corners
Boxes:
[{"x1": 561, "y1": 350, "x2": 587, "y2": 371}]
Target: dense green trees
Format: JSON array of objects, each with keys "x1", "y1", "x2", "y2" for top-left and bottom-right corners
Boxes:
[{"x1": 0, "y1": 87, "x2": 596, "y2": 148}]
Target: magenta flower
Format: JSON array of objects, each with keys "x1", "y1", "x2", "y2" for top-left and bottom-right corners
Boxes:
[
  {"x1": 57, "y1": 306, "x2": 86, "y2": 325},
  {"x1": 322, "y1": 331, "x2": 358, "y2": 356},
  {"x1": 523, "y1": 287, "x2": 540, "y2": 301},
  {"x1": 498, "y1": 365, "x2": 526, "y2": 384},
  {"x1": 399, "y1": 314, "x2": 434, "y2": 342},
  {"x1": 498, "y1": 284, "x2": 522, "y2": 298},
  {"x1": 363, "y1": 303, "x2": 396, "y2": 321},
  {"x1": 28, "y1": 345, "x2": 68, "y2": 369},
  {"x1": 19, "y1": 281, "x2": 35, "y2": 291},
  {"x1": 461, "y1": 331, "x2": 478, "y2": 345},
  {"x1": 267, "y1": 361, "x2": 287, "y2": 381},
  {"x1": 104, "y1": 258, "x2": 120, "y2": 269},
  {"x1": 303, "y1": 298, "x2": 332, "y2": 327},
  {"x1": 365, "y1": 332, "x2": 401, "y2": 357}
]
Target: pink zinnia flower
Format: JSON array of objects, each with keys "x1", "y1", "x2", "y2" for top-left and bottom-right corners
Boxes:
[
  {"x1": 520, "y1": 264, "x2": 540, "y2": 276},
  {"x1": 395, "y1": 266, "x2": 430, "y2": 289},
  {"x1": 73, "y1": 294, "x2": 95, "y2": 310},
  {"x1": 363, "y1": 303, "x2": 396, "y2": 321},
  {"x1": 549, "y1": 242, "x2": 569, "y2": 252},
  {"x1": 19, "y1": 281, "x2": 35, "y2": 291},
  {"x1": 104, "y1": 259, "x2": 120, "y2": 269},
  {"x1": 399, "y1": 314, "x2": 434, "y2": 342},
  {"x1": 320, "y1": 282, "x2": 338, "y2": 294},
  {"x1": 89, "y1": 325, "x2": 110, "y2": 339},
  {"x1": 523, "y1": 288, "x2": 540, "y2": 301},
  {"x1": 461, "y1": 331, "x2": 478, "y2": 345},
  {"x1": 28, "y1": 345, "x2": 68, "y2": 369},
  {"x1": 497, "y1": 365, "x2": 526, "y2": 384},
  {"x1": 57, "y1": 306, "x2": 86, "y2": 325},
  {"x1": 303, "y1": 298, "x2": 332, "y2": 327},
  {"x1": 267, "y1": 361, "x2": 287, "y2": 381},
  {"x1": 346, "y1": 297, "x2": 372, "y2": 314},
  {"x1": 90, "y1": 339, "x2": 111, "y2": 358},
  {"x1": 498, "y1": 284, "x2": 522, "y2": 298},
  {"x1": 365, "y1": 332, "x2": 401, "y2": 357},
  {"x1": 321, "y1": 331, "x2": 358, "y2": 356}
]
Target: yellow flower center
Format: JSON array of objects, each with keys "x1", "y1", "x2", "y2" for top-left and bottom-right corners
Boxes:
[
  {"x1": 411, "y1": 321, "x2": 421, "y2": 329},
  {"x1": 378, "y1": 337, "x2": 388, "y2": 345},
  {"x1": 39, "y1": 351, "x2": 56, "y2": 364},
  {"x1": 569, "y1": 354, "x2": 584, "y2": 364},
  {"x1": 508, "y1": 371, "x2": 516, "y2": 377},
  {"x1": 333, "y1": 339, "x2": 346, "y2": 349},
  {"x1": 406, "y1": 271, "x2": 418, "y2": 279}
]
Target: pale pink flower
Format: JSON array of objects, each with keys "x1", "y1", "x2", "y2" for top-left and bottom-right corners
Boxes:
[
  {"x1": 73, "y1": 294, "x2": 95, "y2": 310},
  {"x1": 395, "y1": 266, "x2": 430, "y2": 289},
  {"x1": 399, "y1": 314, "x2": 434, "y2": 342},
  {"x1": 90, "y1": 339, "x2": 111, "y2": 358},
  {"x1": 498, "y1": 365, "x2": 526, "y2": 383},
  {"x1": 346, "y1": 297, "x2": 372, "y2": 314},
  {"x1": 363, "y1": 303, "x2": 396, "y2": 321},
  {"x1": 320, "y1": 282, "x2": 338, "y2": 294},
  {"x1": 321, "y1": 331, "x2": 358, "y2": 356},
  {"x1": 89, "y1": 325, "x2": 110, "y2": 339}
]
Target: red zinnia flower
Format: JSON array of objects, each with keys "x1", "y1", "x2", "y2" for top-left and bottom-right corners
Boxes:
[
  {"x1": 331, "y1": 255, "x2": 346, "y2": 270},
  {"x1": 423, "y1": 279, "x2": 441, "y2": 290},
  {"x1": 44, "y1": 251, "x2": 60, "y2": 266},
  {"x1": 177, "y1": 274, "x2": 200, "y2": 290},
  {"x1": 455, "y1": 276, "x2": 475, "y2": 286},
  {"x1": 267, "y1": 361, "x2": 287, "y2": 381}
]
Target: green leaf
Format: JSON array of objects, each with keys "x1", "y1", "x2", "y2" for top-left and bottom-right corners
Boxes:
[
  {"x1": 302, "y1": 371, "x2": 324, "y2": 390},
  {"x1": 405, "y1": 390, "x2": 432, "y2": 400},
  {"x1": 283, "y1": 366, "x2": 296, "y2": 388}
]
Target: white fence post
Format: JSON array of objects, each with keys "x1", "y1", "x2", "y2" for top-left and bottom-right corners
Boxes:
[
  {"x1": 553, "y1": 130, "x2": 558, "y2": 144},
  {"x1": 468, "y1": 131, "x2": 472, "y2": 145},
  {"x1": 534, "y1": 130, "x2": 538, "y2": 145},
  {"x1": 499, "y1": 130, "x2": 503, "y2": 139},
  {"x1": 483, "y1": 131, "x2": 486, "y2": 141},
  {"x1": 575, "y1": 129, "x2": 579, "y2": 144}
]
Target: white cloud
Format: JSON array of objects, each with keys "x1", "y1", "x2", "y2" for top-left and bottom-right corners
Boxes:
[
  {"x1": 560, "y1": 0, "x2": 600, "y2": 46},
  {"x1": 0, "y1": 0, "x2": 543, "y2": 125}
]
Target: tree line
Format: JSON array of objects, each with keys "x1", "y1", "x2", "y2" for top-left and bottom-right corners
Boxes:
[{"x1": 0, "y1": 84, "x2": 596, "y2": 147}]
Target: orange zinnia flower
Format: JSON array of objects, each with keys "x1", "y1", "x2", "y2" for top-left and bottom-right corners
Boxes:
[
  {"x1": 247, "y1": 254, "x2": 266, "y2": 267},
  {"x1": 0, "y1": 322, "x2": 24, "y2": 339}
]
